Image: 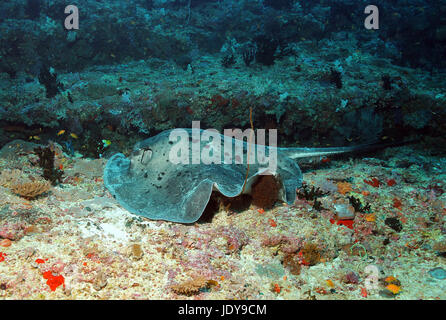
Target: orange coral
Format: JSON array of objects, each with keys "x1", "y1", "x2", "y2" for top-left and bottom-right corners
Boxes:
[
  {"x1": 337, "y1": 181, "x2": 352, "y2": 195},
  {"x1": 326, "y1": 279, "x2": 334, "y2": 288},
  {"x1": 0, "y1": 239, "x2": 12, "y2": 247},
  {"x1": 10, "y1": 180, "x2": 51, "y2": 199},
  {"x1": 129, "y1": 243, "x2": 144, "y2": 260},
  {"x1": 273, "y1": 283, "x2": 281, "y2": 293},
  {"x1": 385, "y1": 284, "x2": 401, "y2": 294},
  {"x1": 170, "y1": 276, "x2": 214, "y2": 296}
]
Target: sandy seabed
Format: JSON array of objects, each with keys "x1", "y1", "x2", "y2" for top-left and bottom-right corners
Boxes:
[{"x1": 0, "y1": 141, "x2": 445, "y2": 300}]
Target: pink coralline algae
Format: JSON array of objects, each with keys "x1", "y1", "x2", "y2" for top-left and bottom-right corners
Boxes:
[
  {"x1": 217, "y1": 226, "x2": 249, "y2": 252},
  {"x1": 0, "y1": 222, "x2": 26, "y2": 240},
  {"x1": 345, "y1": 271, "x2": 360, "y2": 284},
  {"x1": 261, "y1": 235, "x2": 303, "y2": 253}
]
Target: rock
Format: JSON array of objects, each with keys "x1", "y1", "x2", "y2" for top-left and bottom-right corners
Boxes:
[
  {"x1": 0, "y1": 207, "x2": 52, "y2": 240},
  {"x1": 0, "y1": 222, "x2": 25, "y2": 241},
  {"x1": 93, "y1": 271, "x2": 108, "y2": 291},
  {"x1": 344, "y1": 271, "x2": 360, "y2": 284},
  {"x1": 129, "y1": 243, "x2": 144, "y2": 260},
  {"x1": 385, "y1": 217, "x2": 403, "y2": 232},
  {"x1": 334, "y1": 203, "x2": 356, "y2": 220},
  {"x1": 428, "y1": 267, "x2": 446, "y2": 280}
]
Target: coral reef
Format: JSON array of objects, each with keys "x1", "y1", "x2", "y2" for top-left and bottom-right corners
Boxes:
[
  {"x1": 0, "y1": 1, "x2": 443, "y2": 151},
  {"x1": 37, "y1": 65, "x2": 63, "y2": 98},
  {"x1": 0, "y1": 141, "x2": 444, "y2": 300},
  {"x1": 0, "y1": 0, "x2": 444, "y2": 303},
  {"x1": 170, "y1": 276, "x2": 214, "y2": 296},
  {"x1": 10, "y1": 180, "x2": 51, "y2": 200},
  {"x1": 0, "y1": 169, "x2": 22, "y2": 188},
  {"x1": 34, "y1": 146, "x2": 63, "y2": 185}
]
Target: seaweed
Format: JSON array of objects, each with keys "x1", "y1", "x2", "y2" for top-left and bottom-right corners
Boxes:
[
  {"x1": 67, "y1": 91, "x2": 74, "y2": 103},
  {"x1": 385, "y1": 217, "x2": 403, "y2": 232},
  {"x1": 34, "y1": 146, "x2": 64, "y2": 185},
  {"x1": 241, "y1": 46, "x2": 256, "y2": 67},
  {"x1": 297, "y1": 184, "x2": 328, "y2": 211},
  {"x1": 312, "y1": 199, "x2": 324, "y2": 211},
  {"x1": 381, "y1": 74, "x2": 393, "y2": 90},
  {"x1": 38, "y1": 65, "x2": 63, "y2": 98},
  {"x1": 174, "y1": 55, "x2": 193, "y2": 71},
  {"x1": 297, "y1": 184, "x2": 328, "y2": 201},
  {"x1": 221, "y1": 54, "x2": 236, "y2": 68},
  {"x1": 347, "y1": 195, "x2": 371, "y2": 213},
  {"x1": 254, "y1": 35, "x2": 278, "y2": 66},
  {"x1": 330, "y1": 68, "x2": 343, "y2": 89}
]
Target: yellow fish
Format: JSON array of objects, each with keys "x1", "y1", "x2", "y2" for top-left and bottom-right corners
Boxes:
[
  {"x1": 57, "y1": 130, "x2": 65, "y2": 136},
  {"x1": 102, "y1": 139, "x2": 112, "y2": 148},
  {"x1": 30, "y1": 135, "x2": 40, "y2": 140},
  {"x1": 70, "y1": 133, "x2": 78, "y2": 139}
]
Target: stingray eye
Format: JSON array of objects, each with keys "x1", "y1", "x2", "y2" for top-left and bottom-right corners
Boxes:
[{"x1": 140, "y1": 148, "x2": 153, "y2": 165}]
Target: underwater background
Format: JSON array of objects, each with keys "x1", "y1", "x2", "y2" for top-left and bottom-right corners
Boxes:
[{"x1": 0, "y1": 0, "x2": 445, "y2": 300}]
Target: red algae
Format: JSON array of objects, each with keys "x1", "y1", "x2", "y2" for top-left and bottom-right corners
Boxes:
[
  {"x1": 364, "y1": 178, "x2": 380, "y2": 188},
  {"x1": 330, "y1": 218, "x2": 354, "y2": 229},
  {"x1": 43, "y1": 271, "x2": 65, "y2": 291},
  {"x1": 0, "y1": 239, "x2": 12, "y2": 247},
  {"x1": 268, "y1": 219, "x2": 277, "y2": 227},
  {"x1": 393, "y1": 198, "x2": 403, "y2": 209},
  {"x1": 387, "y1": 179, "x2": 397, "y2": 187}
]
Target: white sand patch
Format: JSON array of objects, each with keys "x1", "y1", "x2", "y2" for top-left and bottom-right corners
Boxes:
[{"x1": 78, "y1": 207, "x2": 131, "y2": 244}]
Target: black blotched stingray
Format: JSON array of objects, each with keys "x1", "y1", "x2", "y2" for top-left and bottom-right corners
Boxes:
[{"x1": 104, "y1": 128, "x2": 383, "y2": 223}]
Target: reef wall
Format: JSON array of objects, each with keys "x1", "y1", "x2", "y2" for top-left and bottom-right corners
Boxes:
[{"x1": 0, "y1": 0, "x2": 445, "y2": 156}]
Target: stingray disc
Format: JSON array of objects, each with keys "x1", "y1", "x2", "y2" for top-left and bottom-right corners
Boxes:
[{"x1": 104, "y1": 129, "x2": 302, "y2": 223}]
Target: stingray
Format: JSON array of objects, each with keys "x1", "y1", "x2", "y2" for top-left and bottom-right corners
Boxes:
[{"x1": 104, "y1": 128, "x2": 383, "y2": 223}]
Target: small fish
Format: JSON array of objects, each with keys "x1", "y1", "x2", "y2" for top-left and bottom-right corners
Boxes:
[
  {"x1": 57, "y1": 130, "x2": 65, "y2": 136},
  {"x1": 70, "y1": 133, "x2": 78, "y2": 139},
  {"x1": 29, "y1": 135, "x2": 40, "y2": 140},
  {"x1": 321, "y1": 156, "x2": 331, "y2": 164},
  {"x1": 102, "y1": 139, "x2": 112, "y2": 148}
]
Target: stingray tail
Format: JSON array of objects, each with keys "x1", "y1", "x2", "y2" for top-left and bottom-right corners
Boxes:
[{"x1": 279, "y1": 139, "x2": 415, "y2": 160}]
